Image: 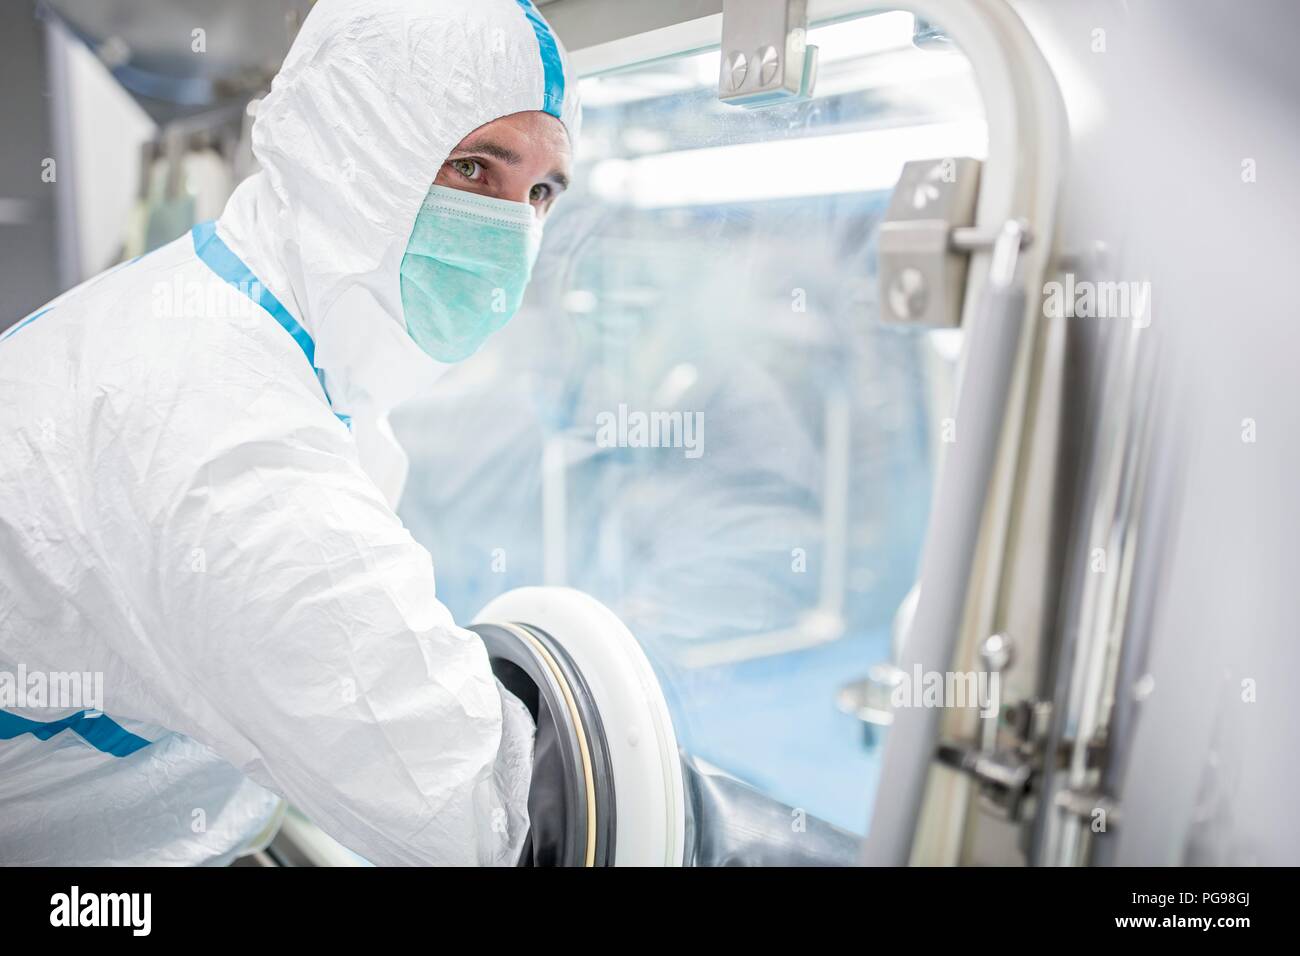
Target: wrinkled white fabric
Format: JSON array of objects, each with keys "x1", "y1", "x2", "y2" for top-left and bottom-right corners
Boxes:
[{"x1": 0, "y1": 0, "x2": 579, "y2": 866}]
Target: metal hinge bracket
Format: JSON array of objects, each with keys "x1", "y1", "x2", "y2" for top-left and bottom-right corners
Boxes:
[{"x1": 718, "y1": 0, "x2": 819, "y2": 107}]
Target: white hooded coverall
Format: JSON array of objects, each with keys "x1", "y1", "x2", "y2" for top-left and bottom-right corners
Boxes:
[{"x1": 0, "y1": 0, "x2": 580, "y2": 865}]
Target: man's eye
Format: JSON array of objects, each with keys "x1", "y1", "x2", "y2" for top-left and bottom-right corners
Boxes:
[
  {"x1": 529, "y1": 183, "x2": 551, "y2": 203},
  {"x1": 450, "y1": 158, "x2": 481, "y2": 180}
]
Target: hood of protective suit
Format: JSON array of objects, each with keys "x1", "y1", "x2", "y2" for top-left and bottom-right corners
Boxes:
[{"x1": 217, "y1": 0, "x2": 581, "y2": 427}]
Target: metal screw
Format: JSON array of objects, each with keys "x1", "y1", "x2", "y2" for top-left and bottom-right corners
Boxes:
[
  {"x1": 725, "y1": 51, "x2": 748, "y2": 90},
  {"x1": 980, "y1": 632, "x2": 1015, "y2": 673},
  {"x1": 1133, "y1": 673, "x2": 1155, "y2": 701},
  {"x1": 887, "y1": 267, "x2": 928, "y2": 320},
  {"x1": 757, "y1": 45, "x2": 780, "y2": 85}
]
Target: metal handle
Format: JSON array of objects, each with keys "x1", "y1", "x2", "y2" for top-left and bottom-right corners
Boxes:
[{"x1": 862, "y1": 227, "x2": 1030, "y2": 865}]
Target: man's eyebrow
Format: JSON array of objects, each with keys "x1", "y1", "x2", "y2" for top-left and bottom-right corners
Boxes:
[
  {"x1": 448, "y1": 137, "x2": 570, "y2": 191},
  {"x1": 449, "y1": 139, "x2": 522, "y2": 166}
]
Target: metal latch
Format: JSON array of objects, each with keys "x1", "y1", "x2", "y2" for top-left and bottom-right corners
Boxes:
[
  {"x1": 718, "y1": 0, "x2": 818, "y2": 106},
  {"x1": 936, "y1": 741, "x2": 1036, "y2": 821},
  {"x1": 937, "y1": 699, "x2": 1110, "y2": 824}
]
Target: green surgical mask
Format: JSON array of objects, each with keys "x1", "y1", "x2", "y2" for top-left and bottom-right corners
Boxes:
[{"x1": 400, "y1": 183, "x2": 543, "y2": 362}]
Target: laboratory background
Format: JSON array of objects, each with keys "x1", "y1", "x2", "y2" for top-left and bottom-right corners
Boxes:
[{"x1": 1, "y1": 0, "x2": 1298, "y2": 868}]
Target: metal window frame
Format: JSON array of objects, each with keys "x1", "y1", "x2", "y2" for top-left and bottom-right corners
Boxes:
[{"x1": 542, "y1": 0, "x2": 1071, "y2": 865}]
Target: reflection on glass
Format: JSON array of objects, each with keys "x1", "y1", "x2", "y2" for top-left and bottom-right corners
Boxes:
[{"x1": 393, "y1": 12, "x2": 986, "y2": 833}]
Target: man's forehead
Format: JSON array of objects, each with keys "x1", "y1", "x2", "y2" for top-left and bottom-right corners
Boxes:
[
  {"x1": 450, "y1": 114, "x2": 572, "y2": 184},
  {"x1": 456, "y1": 113, "x2": 570, "y2": 156}
]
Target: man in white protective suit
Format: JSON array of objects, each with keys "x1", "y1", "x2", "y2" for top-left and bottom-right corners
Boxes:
[{"x1": 0, "y1": 0, "x2": 580, "y2": 865}]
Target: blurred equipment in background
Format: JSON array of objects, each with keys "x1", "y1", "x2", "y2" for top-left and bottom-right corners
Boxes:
[
  {"x1": 0, "y1": 3, "x2": 62, "y2": 323},
  {"x1": 40, "y1": 0, "x2": 310, "y2": 123},
  {"x1": 2, "y1": 1, "x2": 308, "y2": 329},
  {"x1": 122, "y1": 109, "x2": 242, "y2": 259}
]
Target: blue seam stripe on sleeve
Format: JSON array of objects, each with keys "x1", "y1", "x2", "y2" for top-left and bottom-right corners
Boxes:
[
  {"x1": 1, "y1": 255, "x2": 143, "y2": 344},
  {"x1": 0, "y1": 709, "x2": 152, "y2": 758},
  {"x1": 515, "y1": 0, "x2": 565, "y2": 119},
  {"x1": 191, "y1": 220, "x2": 349, "y2": 427},
  {"x1": 0, "y1": 307, "x2": 53, "y2": 343}
]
